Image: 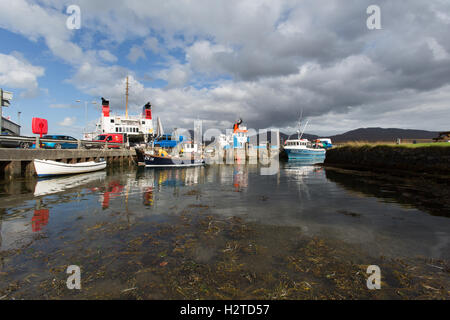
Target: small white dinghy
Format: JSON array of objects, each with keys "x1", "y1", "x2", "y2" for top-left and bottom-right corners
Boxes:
[{"x1": 34, "y1": 159, "x2": 107, "y2": 177}]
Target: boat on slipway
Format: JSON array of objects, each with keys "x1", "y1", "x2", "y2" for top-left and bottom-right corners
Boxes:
[{"x1": 33, "y1": 159, "x2": 107, "y2": 177}]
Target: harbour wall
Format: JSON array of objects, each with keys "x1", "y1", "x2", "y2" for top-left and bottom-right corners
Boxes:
[
  {"x1": 324, "y1": 145, "x2": 450, "y2": 175},
  {"x1": 0, "y1": 149, "x2": 137, "y2": 179},
  {"x1": 206, "y1": 146, "x2": 278, "y2": 164}
]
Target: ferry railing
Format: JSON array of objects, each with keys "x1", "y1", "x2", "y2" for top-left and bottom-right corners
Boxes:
[{"x1": 0, "y1": 135, "x2": 126, "y2": 149}]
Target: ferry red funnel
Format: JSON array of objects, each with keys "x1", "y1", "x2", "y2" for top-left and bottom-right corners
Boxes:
[
  {"x1": 101, "y1": 97, "x2": 110, "y2": 117},
  {"x1": 143, "y1": 102, "x2": 152, "y2": 119}
]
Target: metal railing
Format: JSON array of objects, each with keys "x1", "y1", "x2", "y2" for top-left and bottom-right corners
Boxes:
[{"x1": 0, "y1": 135, "x2": 126, "y2": 149}]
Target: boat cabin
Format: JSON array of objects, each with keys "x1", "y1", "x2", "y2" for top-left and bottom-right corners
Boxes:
[{"x1": 285, "y1": 139, "x2": 309, "y2": 147}]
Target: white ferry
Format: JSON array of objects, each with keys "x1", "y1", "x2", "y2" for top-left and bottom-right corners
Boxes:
[
  {"x1": 84, "y1": 97, "x2": 154, "y2": 142},
  {"x1": 83, "y1": 77, "x2": 154, "y2": 142}
]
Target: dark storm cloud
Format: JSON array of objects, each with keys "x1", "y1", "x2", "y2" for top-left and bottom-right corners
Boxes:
[{"x1": 25, "y1": 0, "x2": 449, "y2": 133}]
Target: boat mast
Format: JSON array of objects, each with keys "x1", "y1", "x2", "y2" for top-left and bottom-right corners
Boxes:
[
  {"x1": 125, "y1": 76, "x2": 129, "y2": 118},
  {"x1": 299, "y1": 120, "x2": 309, "y2": 140},
  {"x1": 297, "y1": 109, "x2": 303, "y2": 140}
]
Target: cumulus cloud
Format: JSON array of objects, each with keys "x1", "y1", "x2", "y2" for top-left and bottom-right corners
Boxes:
[
  {"x1": 144, "y1": 37, "x2": 161, "y2": 54},
  {"x1": 2, "y1": 0, "x2": 450, "y2": 134},
  {"x1": 58, "y1": 116, "x2": 76, "y2": 126},
  {"x1": 156, "y1": 63, "x2": 191, "y2": 88},
  {"x1": 127, "y1": 46, "x2": 146, "y2": 63},
  {"x1": 49, "y1": 103, "x2": 76, "y2": 109},
  {"x1": 98, "y1": 50, "x2": 118, "y2": 63},
  {"x1": 0, "y1": 52, "x2": 45, "y2": 98}
]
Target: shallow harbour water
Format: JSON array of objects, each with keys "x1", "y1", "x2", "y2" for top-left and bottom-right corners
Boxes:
[{"x1": 0, "y1": 162, "x2": 448, "y2": 299}]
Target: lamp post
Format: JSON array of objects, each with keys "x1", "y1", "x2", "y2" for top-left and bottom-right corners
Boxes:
[
  {"x1": 17, "y1": 111, "x2": 21, "y2": 135},
  {"x1": 76, "y1": 100, "x2": 97, "y2": 133}
]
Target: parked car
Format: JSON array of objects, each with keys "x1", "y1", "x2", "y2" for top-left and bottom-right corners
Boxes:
[
  {"x1": 0, "y1": 133, "x2": 33, "y2": 148},
  {"x1": 85, "y1": 133, "x2": 124, "y2": 149},
  {"x1": 31, "y1": 135, "x2": 79, "y2": 149}
]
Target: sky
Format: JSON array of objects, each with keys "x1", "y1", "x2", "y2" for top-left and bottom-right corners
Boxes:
[{"x1": 0, "y1": 0, "x2": 450, "y2": 138}]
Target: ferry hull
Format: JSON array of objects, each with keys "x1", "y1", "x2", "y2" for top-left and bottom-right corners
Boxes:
[{"x1": 144, "y1": 155, "x2": 205, "y2": 168}]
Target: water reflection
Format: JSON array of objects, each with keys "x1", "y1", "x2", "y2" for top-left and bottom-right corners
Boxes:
[
  {"x1": 325, "y1": 168, "x2": 450, "y2": 218},
  {"x1": 0, "y1": 163, "x2": 449, "y2": 299},
  {"x1": 0, "y1": 164, "x2": 449, "y2": 260},
  {"x1": 31, "y1": 199, "x2": 49, "y2": 232},
  {"x1": 34, "y1": 171, "x2": 107, "y2": 197}
]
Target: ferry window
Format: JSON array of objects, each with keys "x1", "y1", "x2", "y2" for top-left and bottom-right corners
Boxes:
[
  {"x1": 110, "y1": 119, "x2": 114, "y2": 123},
  {"x1": 115, "y1": 128, "x2": 118, "y2": 132},
  {"x1": 142, "y1": 121, "x2": 145, "y2": 125}
]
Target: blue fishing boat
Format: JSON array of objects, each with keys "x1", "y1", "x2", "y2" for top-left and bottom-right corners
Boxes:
[
  {"x1": 283, "y1": 139, "x2": 326, "y2": 159},
  {"x1": 283, "y1": 118, "x2": 330, "y2": 160}
]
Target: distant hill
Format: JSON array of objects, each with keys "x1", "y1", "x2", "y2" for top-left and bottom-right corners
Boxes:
[
  {"x1": 193, "y1": 127, "x2": 439, "y2": 144},
  {"x1": 327, "y1": 127, "x2": 439, "y2": 142}
]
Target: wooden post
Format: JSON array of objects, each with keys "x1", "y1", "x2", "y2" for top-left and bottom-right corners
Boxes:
[{"x1": 5, "y1": 161, "x2": 21, "y2": 179}]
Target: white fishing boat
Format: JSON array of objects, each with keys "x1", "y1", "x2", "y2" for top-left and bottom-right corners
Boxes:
[
  {"x1": 284, "y1": 138, "x2": 326, "y2": 159},
  {"x1": 33, "y1": 159, "x2": 107, "y2": 177},
  {"x1": 283, "y1": 118, "x2": 329, "y2": 160}
]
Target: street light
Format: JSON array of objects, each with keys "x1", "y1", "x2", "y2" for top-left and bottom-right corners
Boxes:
[{"x1": 76, "y1": 100, "x2": 97, "y2": 133}]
